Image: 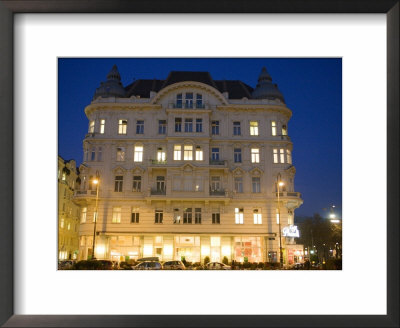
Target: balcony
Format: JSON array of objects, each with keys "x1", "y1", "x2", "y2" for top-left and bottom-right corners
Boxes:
[
  {"x1": 209, "y1": 159, "x2": 226, "y2": 166},
  {"x1": 273, "y1": 191, "x2": 301, "y2": 198},
  {"x1": 150, "y1": 189, "x2": 166, "y2": 196},
  {"x1": 149, "y1": 159, "x2": 167, "y2": 165},
  {"x1": 210, "y1": 189, "x2": 226, "y2": 196},
  {"x1": 74, "y1": 190, "x2": 97, "y2": 197}
]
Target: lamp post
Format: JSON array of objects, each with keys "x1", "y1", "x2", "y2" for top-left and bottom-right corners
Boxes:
[
  {"x1": 276, "y1": 173, "x2": 284, "y2": 269},
  {"x1": 91, "y1": 171, "x2": 100, "y2": 260}
]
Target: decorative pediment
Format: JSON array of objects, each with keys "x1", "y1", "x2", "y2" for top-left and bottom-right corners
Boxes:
[
  {"x1": 131, "y1": 166, "x2": 145, "y2": 174},
  {"x1": 112, "y1": 166, "x2": 126, "y2": 174},
  {"x1": 181, "y1": 163, "x2": 195, "y2": 172},
  {"x1": 232, "y1": 167, "x2": 245, "y2": 176},
  {"x1": 249, "y1": 167, "x2": 263, "y2": 175}
]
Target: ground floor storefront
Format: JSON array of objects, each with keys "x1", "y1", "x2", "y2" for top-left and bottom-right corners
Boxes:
[{"x1": 79, "y1": 234, "x2": 303, "y2": 264}]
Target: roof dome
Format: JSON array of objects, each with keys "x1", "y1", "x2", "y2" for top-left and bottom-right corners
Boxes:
[
  {"x1": 93, "y1": 65, "x2": 126, "y2": 99},
  {"x1": 251, "y1": 67, "x2": 285, "y2": 102}
]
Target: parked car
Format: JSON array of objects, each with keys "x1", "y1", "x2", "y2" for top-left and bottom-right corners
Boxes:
[
  {"x1": 58, "y1": 260, "x2": 75, "y2": 270},
  {"x1": 163, "y1": 260, "x2": 186, "y2": 270},
  {"x1": 205, "y1": 262, "x2": 231, "y2": 270},
  {"x1": 98, "y1": 260, "x2": 113, "y2": 270},
  {"x1": 133, "y1": 261, "x2": 163, "y2": 270},
  {"x1": 119, "y1": 261, "x2": 133, "y2": 270}
]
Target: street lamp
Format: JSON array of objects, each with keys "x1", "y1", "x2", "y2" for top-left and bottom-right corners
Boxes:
[
  {"x1": 276, "y1": 173, "x2": 284, "y2": 269},
  {"x1": 91, "y1": 171, "x2": 100, "y2": 260}
]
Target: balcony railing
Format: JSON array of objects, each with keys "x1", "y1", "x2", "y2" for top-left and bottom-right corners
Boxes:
[
  {"x1": 149, "y1": 159, "x2": 167, "y2": 165},
  {"x1": 150, "y1": 189, "x2": 166, "y2": 196},
  {"x1": 75, "y1": 190, "x2": 97, "y2": 196},
  {"x1": 209, "y1": 159, "x2": 226, "y2": 165},
  {"x1": 210, "y1": 189, "x2": 226, "y2": 196},
  {"x1": 273, "y1": 191, "x2": 301, "y2": 198},
  {"x1": 170, "y1": 103, "x2": 207, "y2": 109}
]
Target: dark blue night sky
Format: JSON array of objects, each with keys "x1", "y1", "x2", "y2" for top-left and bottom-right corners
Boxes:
[{"x1": 58, "y1": 58, "x2": 342, "y2": 218}]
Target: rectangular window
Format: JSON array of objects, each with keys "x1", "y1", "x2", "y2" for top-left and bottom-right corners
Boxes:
[
  {"x1": 211, "y1": 121, "x2": 220, "y2": 135},
  {"x1": 132, "y1": 176, "x2": 141, "y2": 192},
  {"x1": 112, "y1": 207, "x2": 122, "y2": 223},
  {"x1": 250, "y1": 121, "x2": 259, "y2": 136},
  {"x1": 173, "y1": 209, "x2": 181, "y2": 224},
  {"x1": 253, "y1": 209, "x2": 262, "y2": 224},
  {"x1": 184, "y1": 118, "x2": 193, "y2": 132},
  {"x1": 251, "y1": 148, "x2": 260, "y2": 163},
  {"x1": 273, "y1": 149, "x2": 279, "y2": 163},
  {"x1": 252, "y1": 177, "x2": 261, "y2": 193},
  {"x1": 114, "y1": 176, "x2": 123, "y2": 192},
  {"x1": 158, "y1": 120, "x2": 167, "y2": 134},
  {"x1": 174, "y1": 145, "x2": 182, "y2": 160},
  {"x1": 195, "y1": 208, "x2": 201, "y2": 224},
  {"x1": 211, "y1": 147, "x2": 220, "y2": 161},
  {"x1": 136, "y1": 120, "x2": 144, "y2": 134},
  {"x1": 118, "y1": 119, "x2": 127, "y2": 134},
  {"x1": 183, "y1": 208, "x2": 192, "y2": 224},
  {"x1": 134, "y1": 145, "x2": 143, "y2": 162},
  {"x1": 155, "y1": 209, "x2": 163, "y2": 224},
  {"x1": 60, "y1": 217, "x2": 65, "y2": 228},
  {"x1": 195, "y1": 146, "x2": 203, "y2": 161},
  {"x1": 282, "y1": 124, "x2": 287, "y2": 136},
  {"x1": 157, "y1": 148, "x2": 166, "y2": 162},
  {"x1": 212, "y1": 211, "x2": 220, "y2": 224},
  {"x1": 271, "y1": 121, "x2": 277, "y2": 136},
  {"x1": 196, "y1": 118, "x2": 203, "y2": 132},
  {"x1": 280, "y1": 148, "x2": 285, "y2": 163},
  {"x1": 276, "y1": 209, "x2": 280, "y2": 224},
  {"x1": 176, "y1": 94, "x2": 182, "y2": 108},
  {"x1": 100, "y1": 119, "x2": 105, "y2": 134},
  {"x1": 210, "y1": 176, "x2": 220, "y2": 191},
  {"x1": 89, "y1": 120, "x2": 95, "y2": 133},
  {"x1": 184, "y1": 145, "x2": 193, "y2": 160},
  {"x1": 235, "y1": 208, "x2": 244, "y2": 224},
  {"x1": 91, "y1": 146, "x2": 96, "y2": 161},
  {"x1": 156, "y1": 176, "x2": 165, "y2": 192},
  {"x1": 116, "y1": 147, "x2": 125, "y2": 161},
  {"x1": 185, "y1": 93, "x2": 193, "y2": 108},
  {"x1": 234, "y1": 177, "x2": 243, "y2": 193},
  {"x1": 234, "y1": 148, "x2": 242, "y2": 163},
  {"x1": 233, "y1": 121, "x2": 241, "y2": 135},
  {"x1": 196, "y1": 94, "x2": 203, "y2": 108},
  {"x1": 97, "y1": 147, "x2": 102, "y2": 161},
  {"x1": 131, "y1": 208, "x2": 139, "y2": 223},
  {"x1": 175, "y1": 118, "x2": 182, "y2": 132},
  {"x1": 287, "y1": 149, "x2": 292, "y2": 164}
]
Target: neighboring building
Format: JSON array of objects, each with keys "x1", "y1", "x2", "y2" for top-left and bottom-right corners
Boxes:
[
  {"x1": 58, "y1": 156, "x2": 80, "y2": 260},
  {"x1": 75, "y1": 65, "x2": 303, "y2": 264}
]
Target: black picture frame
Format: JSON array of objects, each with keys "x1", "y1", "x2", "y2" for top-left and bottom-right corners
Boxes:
[{"x1": 0, "y1": 1, "x2": 398, "y2": 327}]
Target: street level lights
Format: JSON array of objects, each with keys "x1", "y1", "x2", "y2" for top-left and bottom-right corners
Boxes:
[
  {"x1": 276, "y1": 173, "x2": 284, "y2": 269},
  {"x1": 91, "y1": 171, "x2": 100, "y2": 260}
]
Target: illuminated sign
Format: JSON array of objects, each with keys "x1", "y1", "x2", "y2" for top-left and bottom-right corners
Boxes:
[{"x1": 282, "y1": 225, "x2": 300, "y2": 238}]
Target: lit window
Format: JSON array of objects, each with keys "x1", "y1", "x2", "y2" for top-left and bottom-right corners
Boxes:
[
  {"x1": 158, "y1": 120, "x2": 167, "y2": 134},
  {"x1": 287, "y1": 149, "x2": 292, "y2": 164},
  {"x1": 136, "y1": 120, "x2": 144, "y2": 134},
  {"x1": 212, "y1": 211, "x2": 220, "y2": 224},
  {"x1": 174, "y1": 145, "x2": 181, "y2": 160},
  {"x1": 282, "y1": 124, "x2": 287, "y2": 136},
  {"x1": 67, "y1": 223, "x2": 71, "y2": 230},
  {"x1": 273, "y1": 149, "x2": 278, "y2": 163},
  {"x1": 271, "y1": 121, "x2": 277, "y2": 136},
  {"x1": 173, "y1": 209, "x2": 181, "y2": 224},
  {"x1": 132, "y1": 176, "x2": 141, "y2": 192},
  {"x1": 250, "y1": 121, "x2": 259, "y2": 136},
  {"x1": 211, "y1": 121, "x2": 219, "y2": 135},
  {"x1": 60, "y1": 218, "x2": 65, "y2": 228},
  {"x1": 98, "y1": 119, "x2": 105, "y2": 135},
  {"x1": 196, "y1": 118, "x2": 203, "y2": 132},
  {"x1": 234, "y1": 148, "x2": 242, "y2": 163},
  {"x1": 195, "y1": 146, "x2": 203, "y2": 161},
  {"x1": 253, "y1": 209, "x2": 262, "y2": 224},
  {"x1": 176, "y1": 94, "x2": 183, "y2": 108},
  {"x1": 184, "y1": 118, "x2": 193, "y2": 132},
  {"x1": 280, "y1": 149, "x2": 285, "y2": 163},
  {"x1": 81, "y1": 207, "x2": 87, "y2": 223},
  {"x1": 116, "y1": 147, "x2": 125, "y2": 161},
  {"x1": 114, "y1": 176, "x2": 123, "y2": 192},
  {"x1": 233, "y1": 121, "x2": 241, "y2": 135},
  {"x1": 235, "y1": 208, "x2": 244, "y2": 224},
  {"x1": 183, "y1": 208, "x2": 192, "y2": 224},
  {"x1": 175, "y1": 118, "x2": 182, "y2": 132},
  {"x1": 112, "y1": 207, "x2": 122, "y2": 223},
  {"x1": 211, "y1": 236, "x2": 220, "y2": 247},
  {"x1": 234, "y1": 177, "x2": 243, "y2": 193},
  {"x1": 276, "y1": 209, "x2": 280, "y2": 224},
  {"x1": 252, "y1": 177, "x2": 261, "y2": 193},
  {"x1": 196, "y1": 94, "x2": 203, "y2": 108},
  {"x1": 211, "y1": 148, "x2": 220, "y2": 161},
  {"x1": 134, "y1": 145, "x2": 143, "y2": 162},
  {"x1": 185, "y1": 93, "x2": 193, "y2": 108},
  {"x1": 195, "y1": 208, "x2": 202, "y2": 224},
  {"x1": 91, "y1": 146, "x2": 96, "y2": 161},
  {"x1": 89, "y1": 120, "x2": 95, "y2": 133},
  {"x1": 131, "y1": 208, "x2": 139, "y2": 223},
  {"x1": 157, "y1": 148, "x2": 166, "y2": 162},
  {"x1": 155, "y1": 209, "x2": 163, "y2": 224},
  {"x1": 118, "y1": 119, "x2": 127, "y2": 134},
  {"x1": 251, "y1": 148, "x2": 260, "y2": 163},
  {"x1": 184, "y1": 145, "x2": 193, "y2": 160}
]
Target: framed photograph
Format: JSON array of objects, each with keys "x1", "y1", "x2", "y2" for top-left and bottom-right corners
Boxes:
[{"x1": 0, "y1": 1, "x2": 398, "y2": 327}]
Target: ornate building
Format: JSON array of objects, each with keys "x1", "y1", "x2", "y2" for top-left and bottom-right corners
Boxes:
[
  {"x1": 75, "y1": 66, "x2": 303, "y2": 264},
  {"x1": 58, "y1": 156, "x2": 80, "y2": 260}
]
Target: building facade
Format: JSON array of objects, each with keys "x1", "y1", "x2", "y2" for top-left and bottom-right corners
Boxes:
[
  {"x1": 58, "y1": 156, "x2": 80, "y2": 260},
  {"x1": 75, "y1": 66, "x2": 303, "y2": 264}
]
